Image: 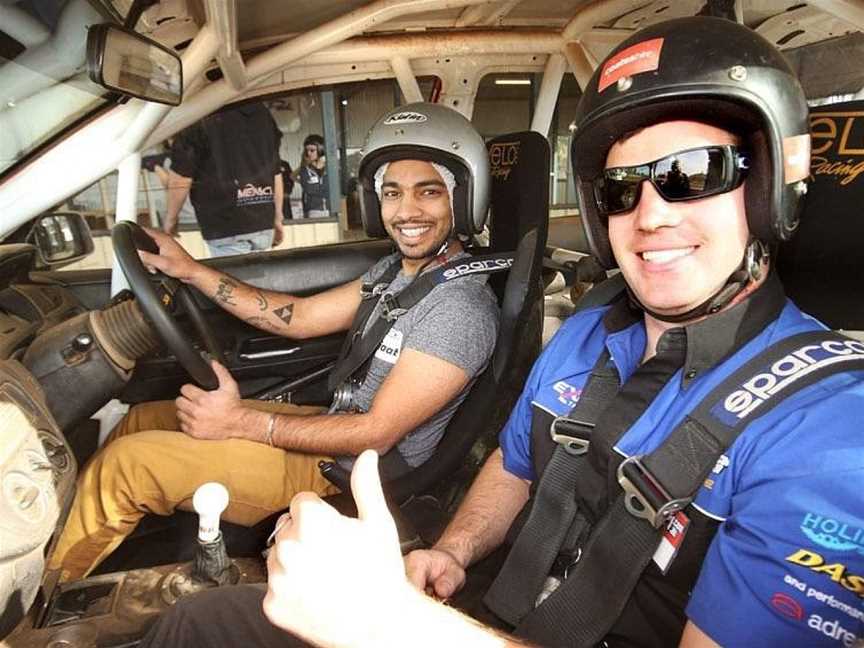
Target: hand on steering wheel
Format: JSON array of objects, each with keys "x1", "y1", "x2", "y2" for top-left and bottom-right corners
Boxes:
[{"x1": 112, "y1": 221, "x2": 223, "y2": 390}]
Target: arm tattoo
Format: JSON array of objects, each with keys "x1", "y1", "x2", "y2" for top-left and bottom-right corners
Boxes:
[
  {"x1": 272, "y1": 304, "x2": 294, "y2": 327},
  {"x1": 255, "y1": 290, "x2": 268, "y2": 312},
  {"x1": 214, "y1": 278, "x2": 238, "y2": 305}
]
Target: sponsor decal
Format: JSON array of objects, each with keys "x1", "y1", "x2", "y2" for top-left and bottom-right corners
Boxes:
[
  {"x1": 801, "y1": 513, "x2": 864, "y2": 555},
  {"x1": 383, "y1": 111, "x2": 428, "y2": 125},
  {"x1": 489, "y1": 141, "x2": 520, "y2": 181},
  {"x1": 652, "y1": 511, "x2": 689, "y2": 574},
  {"x1": 807, "y1": 614, "x2": 859, "y2": 646},
  {"x1": 809, "y1": 108, "x2": 864, "y2": 187},
  {"x1": 374, "y1": 328, "x2": 403, "y2": 365},
  {"x1": 703, "y1": 454, "x2": 730, "y2": 490},
  {"x1": 712, "y1": 454, "x2": 730, "y2": 474},
  {"x1": 784, "y1": 573, "x2": 864, "y2": 622},
  {"x1": 771, "y1": 592, "x2": 805, "y2": 620},
  {"x1": 710, "y1": 338, "x2": 864, "y2": 426},
  {"x1": 442, "y1": 257, "x2": 513, "y2": 280},
  {"x1": 783, "y1": 134, "x2": 811, "y2": 183},
  {"x1": 598, "y1": 37, "x2": 664, "y2": 92},
  {"x1": 786, "y1": 549, "x2": 864, "y2": 599},
  {"x1": 552, "y1": 381, "x2": 582, "y2": 408},
  {"x1": 236, "y1": 183, "x2": 274, "y2": 206}
]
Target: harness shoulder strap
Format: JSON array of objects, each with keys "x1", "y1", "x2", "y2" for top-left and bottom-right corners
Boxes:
[
  {"x1": 327, "y1": 257, "x2": 402, "y2": 391},
  {"x1": 328, "y1": 252, "x2": 515, "y2": 391},
  {"x1": 503, "y1": 331, "x2": 864, "y2": 647},
  {"x1": 483, "y1": 348, "x2": 618, "y2": 623}
]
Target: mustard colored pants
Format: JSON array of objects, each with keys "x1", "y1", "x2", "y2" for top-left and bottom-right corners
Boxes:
[{"x1": 49, "y1": 399, "x2": 338, "y2": 582}]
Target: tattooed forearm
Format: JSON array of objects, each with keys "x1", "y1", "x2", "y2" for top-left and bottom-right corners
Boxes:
[
  {"x1": 214, "y1": 278, "x2": 238, "y2": 305},
  {"x1": 273, "y1": 304, "x2": 294, "y2": 327},
  {"x1": 255, "y1": 290, "x2": 268, "y2": 312},
  {"x1": 245, "y1": 316, "x2": 281, "y2": 333}
]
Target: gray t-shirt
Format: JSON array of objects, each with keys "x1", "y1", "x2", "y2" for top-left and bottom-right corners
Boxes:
[{"x1": 336, "y1": 252, "x2": 499, "y2": 469}]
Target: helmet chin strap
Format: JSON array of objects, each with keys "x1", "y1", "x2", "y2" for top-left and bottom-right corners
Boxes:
[{"x1": 628, "y1": 239, "x2": 768, "y2": 325}]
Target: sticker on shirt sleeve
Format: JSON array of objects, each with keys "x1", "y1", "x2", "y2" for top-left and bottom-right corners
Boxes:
[
  {"x1": 374, "y1": 328, "x2": 403, "y2": 364},
  {"x1": 652, "y1": 510, "x2": 689, "y2": 574},
  {"x1": 553, "y1": 381, "x2": 582, "y2": 408},
  {"x1": 598, "y1": 37, "x2": 664, "y2": 92}
]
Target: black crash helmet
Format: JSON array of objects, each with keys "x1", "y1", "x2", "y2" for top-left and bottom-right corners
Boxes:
[{"x1": 571, "y1": 16, "x2": 811, "y2": 269}]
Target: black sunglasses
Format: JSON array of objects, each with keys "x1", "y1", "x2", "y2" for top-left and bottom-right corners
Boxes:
[{"x1": 593, "y1": 145, "x2": 750, "y2": 216}]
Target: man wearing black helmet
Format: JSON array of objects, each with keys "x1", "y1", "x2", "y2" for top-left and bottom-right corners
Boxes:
[
  {"x1": 147, "y1": 16, "x2": 864, "y2": 648},
  {"x1": 49, "y1": 103, "x2": 500, "y2": 583}
]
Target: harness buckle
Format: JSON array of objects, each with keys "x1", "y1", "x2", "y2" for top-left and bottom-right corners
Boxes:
[
  {"x1": 380, "y1": 293, "x2": 407, "y2": 322},
  {"x1": 549, "y1": 416, "x2": 593, "y2": 456},
  {"x1": 360, "y1": 282, "x2": 388, "y2": 299},
  {"x1": 616, "y1": 456, "x2": 691, "y2": 529}
]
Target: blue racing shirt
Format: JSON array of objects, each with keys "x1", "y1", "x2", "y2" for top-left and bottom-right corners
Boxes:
[{"x1": 499, "y1": 278, "x2": 864, "y2": 647}]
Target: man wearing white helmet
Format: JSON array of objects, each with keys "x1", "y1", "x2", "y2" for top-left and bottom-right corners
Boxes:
[
  {"x1": 50, "y1": 103, "x2": 500, "y2": 582},
  {"x1": 143, "y1": 16, "x2": 864, "y2": 648}
]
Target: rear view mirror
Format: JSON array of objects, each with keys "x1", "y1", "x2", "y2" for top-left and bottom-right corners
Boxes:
[
  {"x1": 86, "y1": 23, "x2": 183, "y2": 106},
  {"x1": 28, "y1": 213, "x2": 94, "y2": 267}
]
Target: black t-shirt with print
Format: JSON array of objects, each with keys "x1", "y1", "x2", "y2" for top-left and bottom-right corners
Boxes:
[{"x1": 171, "y1": 103, "x2": 281, "y2": 240}]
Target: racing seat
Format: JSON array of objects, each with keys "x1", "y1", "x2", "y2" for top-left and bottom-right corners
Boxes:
[
  {"x1": 372, "y1": 130, "x2": 549, "y2": 504},
  {"x1": 266, "y1": 130, "x2": 551, "y2": 541},
  {"x1": 94, "y1": 130, "x2": 549, "y2": 569}
]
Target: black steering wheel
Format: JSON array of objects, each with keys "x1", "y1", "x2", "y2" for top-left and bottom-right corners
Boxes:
[{"x1": 112, "y1": 221, "x2": 221, "y2": 390}]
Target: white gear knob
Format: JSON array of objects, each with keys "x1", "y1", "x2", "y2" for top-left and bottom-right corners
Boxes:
[{"x1": 192, "y1": 482, "x2": 229, "y2": 543}]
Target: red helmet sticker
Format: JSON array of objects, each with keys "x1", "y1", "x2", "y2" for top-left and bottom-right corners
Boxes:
[
  {"x1": 784, "y1": 133, "x2": 811, "y2": 183},
  {"x1": 598, "y1": 38, "x2": 664, "y2": 93}
]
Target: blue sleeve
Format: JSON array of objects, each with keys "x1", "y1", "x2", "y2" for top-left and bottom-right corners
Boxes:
[
  {"x1": 498, "y1": 380, "x2": 538, "y2": 481},
  {"x1": 686, "y1": 384, "x2": 864, "y2": 647}
]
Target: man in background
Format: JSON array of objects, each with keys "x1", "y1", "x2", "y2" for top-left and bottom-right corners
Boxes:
[{"x1": 162, "y1": 102, "x2": 285, "y2": 256}]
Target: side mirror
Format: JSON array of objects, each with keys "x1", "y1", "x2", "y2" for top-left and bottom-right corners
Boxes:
[
  {"x1": 28, "y1": 213, "x2": 95, "y2": 267},
  {"x1": 86, "y1": 23, "x2": 183, "y2": 106}
]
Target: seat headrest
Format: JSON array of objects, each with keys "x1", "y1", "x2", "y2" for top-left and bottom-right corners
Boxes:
[
  {"x1": 777, "y1": 101, "x2": 864, "y2": 330},
  {"x1": 486, "y1": 131, "x2": 550, "y2": 252}
]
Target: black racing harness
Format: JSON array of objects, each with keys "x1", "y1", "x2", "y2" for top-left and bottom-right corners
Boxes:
[
  {"x1": 325, "y1": 251, "x2": 514, "y2": 476},
  {"x1": 484, "y1": 329, "x2": 864, "y2": 647}
]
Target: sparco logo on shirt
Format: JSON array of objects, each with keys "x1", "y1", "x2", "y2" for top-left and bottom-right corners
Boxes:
[
  {"x1": 442, "y1": 258, "x2": 513, "y2": 280},
  {"x1": 383, "y1": 111, "x2": 428, "y2": 125},
  {"x1": 710, "y1": 338, "x2": 864, "y2": 425}
]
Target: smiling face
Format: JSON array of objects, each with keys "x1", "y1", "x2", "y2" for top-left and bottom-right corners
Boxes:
[
  {"x1": 380, "y1": 159, "x2": 454, "y2": 271},
  {"x1": 606, "y1": 120, "x2": 750, "y2": 319}
]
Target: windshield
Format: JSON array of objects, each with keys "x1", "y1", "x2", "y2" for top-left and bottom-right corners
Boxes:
[{"x1": 0, "y1": 0, "x2": 120, "y2": 177}]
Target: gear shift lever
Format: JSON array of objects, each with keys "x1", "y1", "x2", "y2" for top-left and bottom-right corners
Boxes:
[
  {"x1": 191, "y1": 482, "x2": 236, "y2": 585},
  {"x1": 193, "y1": 482, "x2": 229, "y2": 542}
]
